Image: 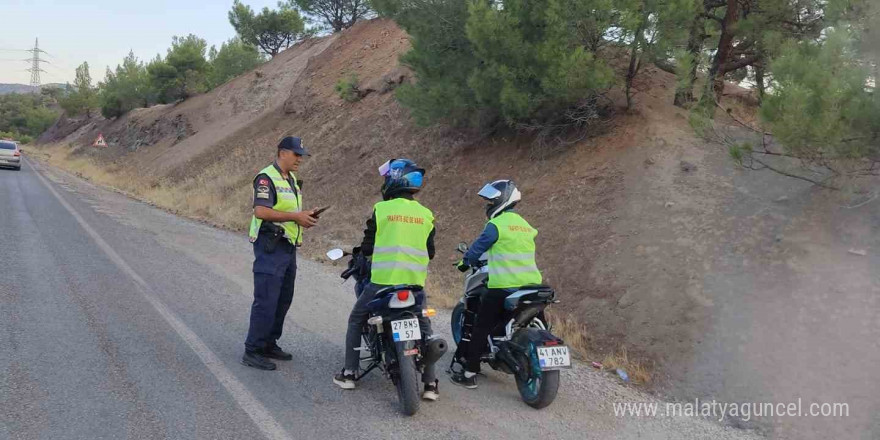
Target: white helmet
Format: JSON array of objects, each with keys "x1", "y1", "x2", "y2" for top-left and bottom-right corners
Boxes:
[{"x1": 478, "y1": 179, "x2": 521, "y2": 219}]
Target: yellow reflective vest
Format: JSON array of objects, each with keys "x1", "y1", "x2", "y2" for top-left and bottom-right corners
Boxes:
[
  {"x1": 248, "y1": 164, "x2": 303, "y2": 246},
  {"x1": 370, "y1": 198, "x2": 434, "y2": 286},
  {"x1": 486, "y1": 211, "x2": 542, "y2": 288}
]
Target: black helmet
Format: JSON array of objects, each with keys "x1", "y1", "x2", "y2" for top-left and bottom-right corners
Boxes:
[
  {"x1": 478, "y1": 179, "x2": 521, "y2": 219},
  {"x1": 379, "y1": 158, "x2": 425, "y2": 200}
]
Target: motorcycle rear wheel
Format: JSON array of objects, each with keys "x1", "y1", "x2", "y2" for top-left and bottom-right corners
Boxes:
[
  {"x1": 393, "y1": 341, "x2": 421, "y2": 416},
  {"x1": 512, "y1": 329, "x2": 560, "y2": 409}
]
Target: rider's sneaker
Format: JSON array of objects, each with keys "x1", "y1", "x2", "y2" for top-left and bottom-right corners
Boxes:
[
  {"x1": 333, "y1": 369, "x2": 356, "y2": 390},
  {"x1": 449, "y1": 372, "x2": 477, "y2": 389},
  {"x1": 422, "y1": 380, "x2": 439, "y2": 401}
]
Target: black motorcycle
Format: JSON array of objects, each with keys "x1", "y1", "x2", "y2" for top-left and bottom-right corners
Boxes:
[
  {"x1": 327, "y1": 247, "x2": 447, "y2": 416},
  {"x1": 450, "y1": 243, "x2": 569, "y2": 409}
]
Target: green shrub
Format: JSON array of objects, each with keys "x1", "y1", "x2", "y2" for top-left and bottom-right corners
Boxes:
[
  {"x1": 0, "y1": 93, "x2": 59, "y2": 141},
  {"x1": 334, "y1": 74, "x2": 362, "y2": 102}
]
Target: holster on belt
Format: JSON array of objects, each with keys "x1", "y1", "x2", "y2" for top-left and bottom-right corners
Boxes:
[{"x1": 262, "y1": 223, "x2": 286, "y2": 254}]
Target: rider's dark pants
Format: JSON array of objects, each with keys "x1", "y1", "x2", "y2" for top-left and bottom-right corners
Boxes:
[
  {"x1": 464, "y1": 288, "x2": 511, "y2": 373},
  {"x1": 344, "y1": 282, "x2": 436, "y2": 384},
  {"x1": 453, "y1": 289, "x2": 483, "y2": 365}
]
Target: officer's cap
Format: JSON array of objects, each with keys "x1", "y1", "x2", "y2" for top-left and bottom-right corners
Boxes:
[{"x1": 277, "y1": 136, "x2": 310, "y2": 156}]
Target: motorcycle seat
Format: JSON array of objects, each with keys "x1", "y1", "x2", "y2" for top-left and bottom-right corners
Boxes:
[{"x1": 503, "y1": 287, "x2": 556, "y2": 311}]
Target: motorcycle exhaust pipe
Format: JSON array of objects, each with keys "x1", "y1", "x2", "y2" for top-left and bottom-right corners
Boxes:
[{"x1": 422, "y1": 336, "x2": 448, "y2": 365}]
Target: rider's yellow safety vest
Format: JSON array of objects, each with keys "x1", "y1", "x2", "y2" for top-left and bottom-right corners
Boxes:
[
  {"x1": 370, "y1": 198, "x2": 434, "y2": 286},
  {"x1": 486, "y1": 211, "x2": 542, "y2": 289}
]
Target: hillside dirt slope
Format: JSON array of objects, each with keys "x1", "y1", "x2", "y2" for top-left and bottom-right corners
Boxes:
[
  {"x1": 39, "y1": 35, "x2": 335, "y2": 172},
  {"x1": 36, "y1": 18, "x2": 879, "y2": 439}
]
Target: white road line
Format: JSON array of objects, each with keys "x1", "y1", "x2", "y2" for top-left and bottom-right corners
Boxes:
[{"x1": 25, "y1": 158, "x2": 293, "y2": 440}]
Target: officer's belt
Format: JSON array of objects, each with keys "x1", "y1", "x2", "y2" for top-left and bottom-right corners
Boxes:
[{"x1": 259, "y1": 223, "x2": 297, "y2": 253}]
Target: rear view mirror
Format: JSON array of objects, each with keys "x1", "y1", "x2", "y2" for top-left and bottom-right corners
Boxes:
[
  {"x1": 326, "y1": 248, "x2": 345, "y2": 261},
  {"x1": 457, "y1": 242, "x2": 468, "y2": 253}
]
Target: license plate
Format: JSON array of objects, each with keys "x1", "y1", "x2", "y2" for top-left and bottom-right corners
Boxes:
[
  {"x1": 391, "y1": 318, "x2": 421, "y2": 342},
  {"x1": 537, "y1": 346, "x2": 571, "y2": 370}
]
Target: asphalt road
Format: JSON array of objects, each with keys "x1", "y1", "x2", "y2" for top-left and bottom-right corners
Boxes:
[{"x1": 0, "y1": 159, "x2": 759, "y2": 440}]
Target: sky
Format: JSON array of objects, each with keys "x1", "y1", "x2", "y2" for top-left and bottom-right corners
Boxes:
[{"x1": 0, "y1": 0, "x2": 280, "y2": 85}]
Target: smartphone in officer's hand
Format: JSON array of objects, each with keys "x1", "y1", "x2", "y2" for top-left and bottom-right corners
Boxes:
[{"x1": 312, "y1": 206, "x2": 331, "y2": 218}]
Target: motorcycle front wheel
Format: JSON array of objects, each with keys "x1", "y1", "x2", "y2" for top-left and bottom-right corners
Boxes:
[
  {"x1": 450, "y1": 302, "x2": 465, "y2": 345},
  {"x1": 393, "y1": 341, "x2": 421, "y2": 416},
  {"x1": 512, "y1": 329, "x2": 560, "y2": 409}
]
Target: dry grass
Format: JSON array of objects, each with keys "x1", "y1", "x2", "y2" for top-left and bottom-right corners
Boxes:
[
  {"x1": 33, "y1": 143, "x2": 253, "y2": 232},
  {"x1": 545, "y1": 309, "x2": 655, "y2": 386},
  {"x1": 546, "y1": 310, "x2": 590, "y2": 358},
  {"x1": 601, "y1": 347, "x2": 653, "y2": 385}
]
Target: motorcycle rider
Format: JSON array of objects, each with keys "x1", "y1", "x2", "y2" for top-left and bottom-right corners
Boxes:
[
  {"x1": 333, "y1": 158, "x2": 441, "y2": 401},
  {"x1": 450, "y1": 180, "x2": 543, "y2": 389}
]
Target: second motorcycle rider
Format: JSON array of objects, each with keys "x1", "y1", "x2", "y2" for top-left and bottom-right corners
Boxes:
[{"x1": 450, "y1": 180, "x2": 544, "y2": 389}]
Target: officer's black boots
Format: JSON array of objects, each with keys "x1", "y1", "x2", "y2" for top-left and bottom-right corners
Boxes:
[
  {"x1": 263, "y1": 344, "x2": 293, "y2": 361},
  {"x1": 242, "y1": 350, "x2": 277, "y2": 370}
]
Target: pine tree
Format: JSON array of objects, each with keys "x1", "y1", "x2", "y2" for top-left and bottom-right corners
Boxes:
[
  {"x1": 207, "y1": 38, "x2": 265, "y2": 88},
  {"x1": 99, "y1": 52, "x2": 154, "y2": 118},
  {"x1": 695, "y1": 0, "x2": 824, "y2": 111},
  {"x1": 228, "y1": 1, "x2": 306, "y2": 57},
  {"x1": 293, "y1": 0, "x2": 371, "y2": 32},
  {"x1": 728, "y1": 0, "x2": 879, "y2": 183},
  {"x1": 60, "y1": 62, "x2": 99, "y2": 117},
  {"x1": 618, "y1": 0, "x2": 696, "y2": 109},
  {"x1": 384, "y1": 0, "x2": 614, "y2": 128}
]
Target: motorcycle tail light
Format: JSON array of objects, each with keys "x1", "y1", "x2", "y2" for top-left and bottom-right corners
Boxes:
[
  {"x1": 544, "y1": 340, "x2": 559, "y2": 346},
  {"x1": 397, "y1": 290, "x2": 410, "y2": 301}
]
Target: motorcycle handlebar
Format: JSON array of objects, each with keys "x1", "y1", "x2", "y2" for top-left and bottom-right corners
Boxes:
[
  {"x1": 454, "y1": 260, "x2": 487, "y2": 269},
  {"x1": 341, "y1": 266, "x2": 358, "y2": 280}
]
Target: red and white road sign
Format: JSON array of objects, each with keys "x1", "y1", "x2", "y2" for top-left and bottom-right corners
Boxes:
[{"x1": 93, "y1": 133, "x2": 107, "y2": 148}]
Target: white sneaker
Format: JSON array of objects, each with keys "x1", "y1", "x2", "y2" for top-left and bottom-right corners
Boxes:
[
  {"x1": 422, "y1": 380, "x2": 439, "y2": 401},
  {"x1": 333, "y1": 370, "x2": 356, "y2": 390}
]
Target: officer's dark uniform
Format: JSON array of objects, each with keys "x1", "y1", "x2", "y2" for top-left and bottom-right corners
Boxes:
[{"x1": 243, "y1": 138, "x2": 308, "y2": 364}]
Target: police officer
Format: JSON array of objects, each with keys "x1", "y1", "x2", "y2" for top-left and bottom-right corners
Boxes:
[
  {"x1": 450, "y1": 180, "x2": 542, "y2": 389},
  {"x1": 242, "y1": 136, "x2": 317, "y2": 371},
  {"x1": 333, "y1": 158, "x2": 441, "y2": 401}
]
